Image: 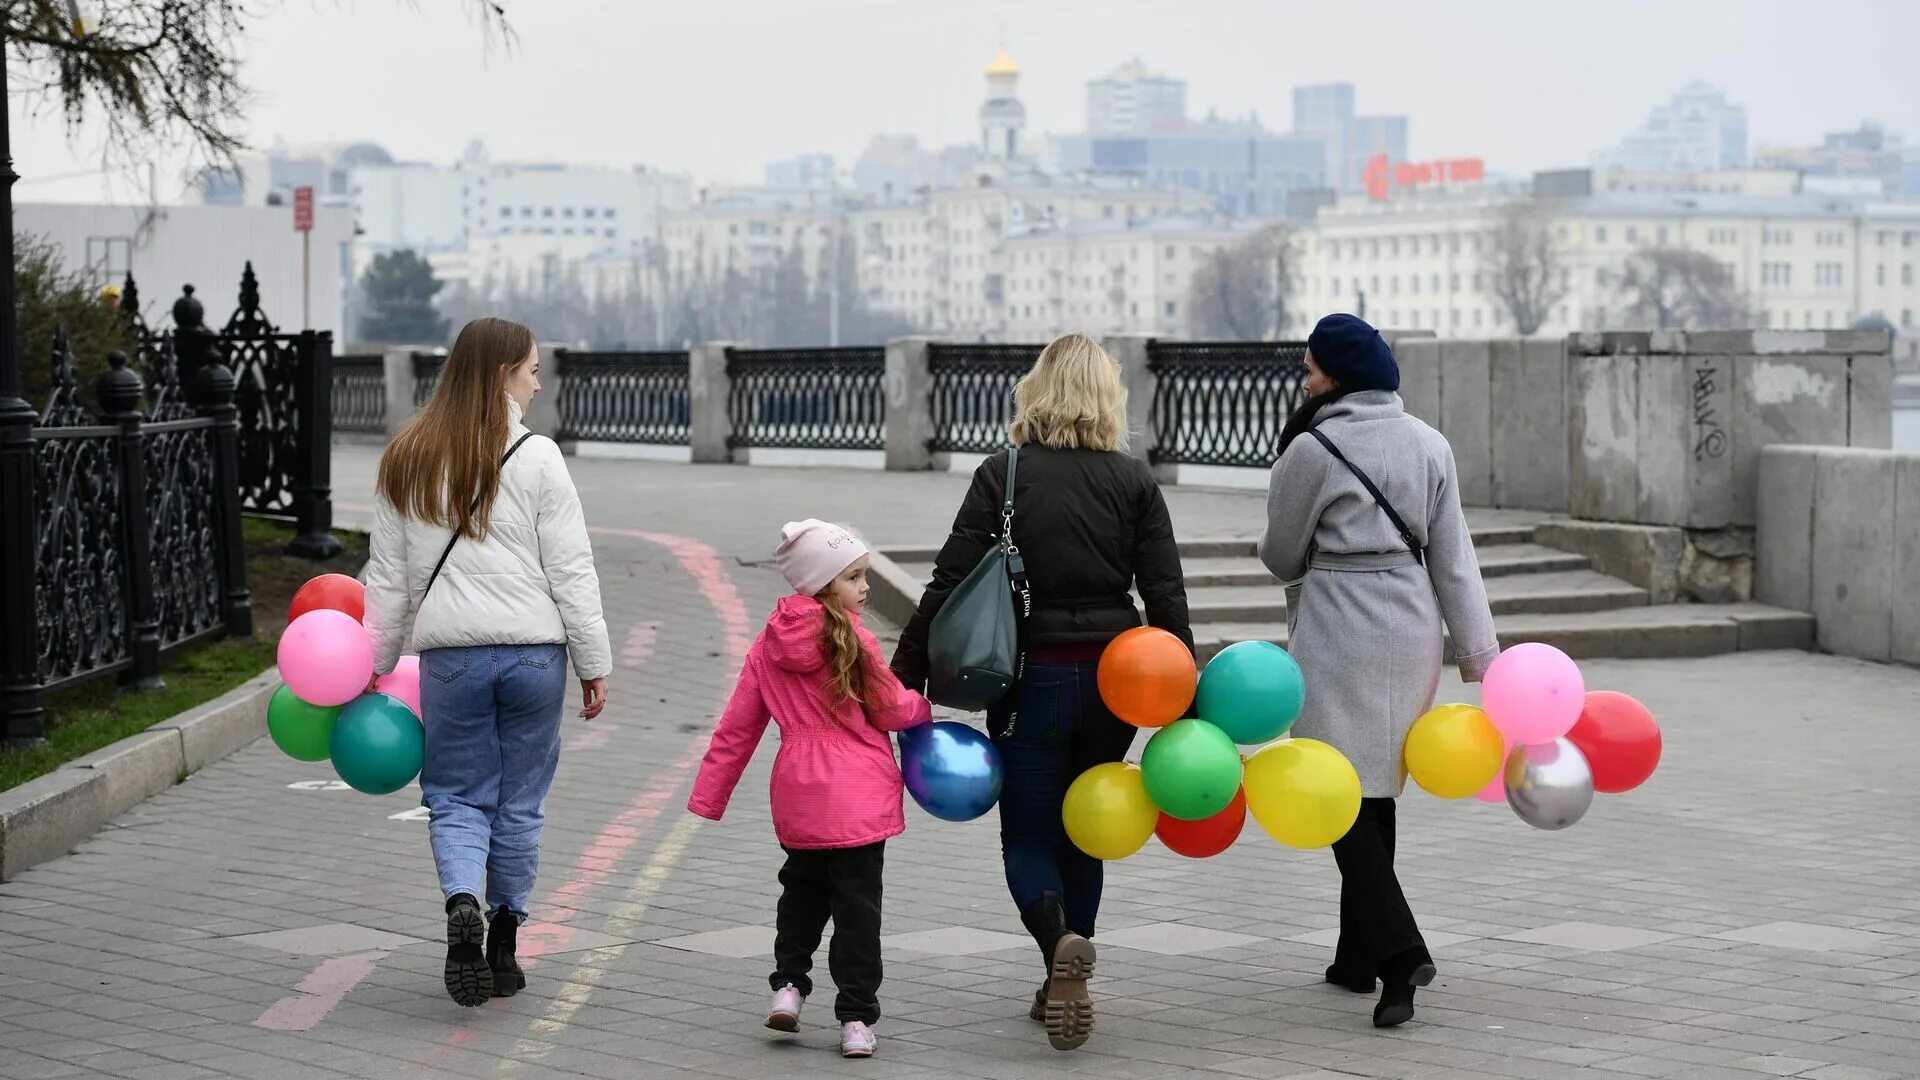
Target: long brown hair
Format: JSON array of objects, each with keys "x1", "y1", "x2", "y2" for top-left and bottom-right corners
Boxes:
[
  {"x1": 376, "y1": 317, "x2": 535, "y2": 540},
  {"x1": 818, "y1": 591, "x2": 884, "y2": 714}
]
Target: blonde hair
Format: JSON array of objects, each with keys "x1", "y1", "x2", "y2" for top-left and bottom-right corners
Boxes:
[
  {"x1": 1007, "y1": 333, "x2": 1129, "y2": 453},
  {"x1": 377, "y1": 317, "x2": 535, "y2": 540},
  {"x1": 817, "y1": 591, "x2": 884, "y2": 716}
]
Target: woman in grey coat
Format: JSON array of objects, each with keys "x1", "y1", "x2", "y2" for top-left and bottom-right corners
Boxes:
[{"x1": 1257, "y1": 313, "x2": 1499, "y2": 1029}]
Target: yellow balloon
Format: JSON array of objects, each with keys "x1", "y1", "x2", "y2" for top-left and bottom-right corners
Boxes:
[
  {"x1": 1243, "y1": 738, "x2": 1362, "y2": 849},
  {"x1": 1062, "y1": 762, "x2": 1159, "y2": 861},
  {"x1": 1404, "y1": 704, "x2": 1505, "y2": 799}
]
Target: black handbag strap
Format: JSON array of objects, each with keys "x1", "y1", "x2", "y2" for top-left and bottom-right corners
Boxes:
[
  {"x1": 1307, "y1": 428, "x2": 1424, "y2": 566},
  {"x1": 424, "y1": 433, "x2": 537, "y2": 599},
  {"x1": 999, "y1": 445, "x2": 1032, "y2": 740}
]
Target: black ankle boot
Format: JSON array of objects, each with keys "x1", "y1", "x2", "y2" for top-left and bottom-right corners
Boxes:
[
  {"x1": 1018, "y1": 892, "x2": 1095, "y2": 1051},
  {"x1": 1373, "y1": 951, "x2": 1436, "y2": 1029},
  {"x1": 1325, "y1": 963, "x2": 1377, "y2": 993},
  {"x1": 443, "y1": 894, "x2": 492, "y2": 1007},
  {"x1": 487, "y1": 912, "x2": 525, "y2": 998}
]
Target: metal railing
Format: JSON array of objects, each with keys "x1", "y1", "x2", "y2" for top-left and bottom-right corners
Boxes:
[
  {"x1": 412, "y1": 351, "x2": 447, "y2": 409},
  {"x1": 556, "y1": 349, "x2": 692, "y2": 445},
  {"x1": 1148, "y1": 340, "x2": 1309, "y2": 468},
  {"x1": 725, "y1": 347, "x2": 886, "y2": 451},
  {"x1": 927, "y1": 343, "x2": 1043, "y2": 453},
  {"x1": 332, "y1": 354, "x2": 387, "y2": 434}
]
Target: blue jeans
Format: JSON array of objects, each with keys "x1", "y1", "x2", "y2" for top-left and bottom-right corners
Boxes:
[
  {"x1": 419, "y1": 644, "x2": 569, "y2": 924},
  {"x1": 987, "y1": 660, "x2": 1137, "y2": 938}
]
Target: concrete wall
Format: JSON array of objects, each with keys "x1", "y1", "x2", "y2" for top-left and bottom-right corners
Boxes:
[
  {"x1": 1395, "y1": 337, "x2": 1571, "y2": 513},
  {"x1": 1570, "y1": 330, "x2": 1892, "y2": 530},
  {"x1": 1757, "y1": 445, "x2": 1920, "y2": 665}
]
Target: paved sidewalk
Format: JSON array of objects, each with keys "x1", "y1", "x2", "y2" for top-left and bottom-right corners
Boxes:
[{"x1": 1, "y1": 451, "x2": 1917, "y2": 1080}]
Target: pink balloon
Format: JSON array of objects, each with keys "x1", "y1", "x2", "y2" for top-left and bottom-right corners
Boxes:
[
  {"x1": 376, "y1": 655, "x2": 423, "y2": 718},
  {"x1": 1480, "y1": 643, "x2": 1586, "y2": 745},
  {"x1": 1474, "y1": 733, "x2": 1513, "y2": 803},
  {"x1": 278, "y1": 609, "x2": 374, "y2": 707}
]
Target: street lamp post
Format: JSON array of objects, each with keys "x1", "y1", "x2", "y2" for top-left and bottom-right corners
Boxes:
[{"x1": 1, "y1": 25, "x2": 49, "y2": 744}]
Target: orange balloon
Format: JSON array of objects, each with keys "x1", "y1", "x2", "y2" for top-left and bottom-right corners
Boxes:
[{"x1": 1097, "y1": 627, "x2": 1198, "y2": 729}]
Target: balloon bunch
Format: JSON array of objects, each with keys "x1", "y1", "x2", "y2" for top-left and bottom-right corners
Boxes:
[
  {"x1": 1404, "y1": 643, "x2": 1662, "y2": 830},
  {"x1": 1062, "y1": 630, "x2": 1364, "y2": 861},
  {"x1": 268, "y1": 574, "x2": 426, "y2": 795}
]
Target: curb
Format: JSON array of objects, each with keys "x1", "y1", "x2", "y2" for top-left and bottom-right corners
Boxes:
[
  {"x1": 866, "y1": 549, "x2": 924, "y2": 631},
  {"x1": 0, "y1": 668, "x2": 280, "y2": 883}
]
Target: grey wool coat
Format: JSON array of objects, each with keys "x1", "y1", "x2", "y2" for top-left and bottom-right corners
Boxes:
[{"x1": 1257, "y1": 391, "x2": 1499, "y2": 797}]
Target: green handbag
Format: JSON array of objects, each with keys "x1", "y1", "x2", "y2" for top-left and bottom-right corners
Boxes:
[{"x1": 926, "y1": 446, "x2": 1030, "y2": 712}]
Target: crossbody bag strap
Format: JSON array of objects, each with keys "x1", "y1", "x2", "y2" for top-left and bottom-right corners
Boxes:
[
  {"x1": 1307, "y1": 428, "x2": 1425, "y2": 565},
  {"x1": 424, "y1": 432, "x2": 538, "y2": 600},
  {"x1": 999, "y1": 445, "x2": 1032, "y2": 740}
]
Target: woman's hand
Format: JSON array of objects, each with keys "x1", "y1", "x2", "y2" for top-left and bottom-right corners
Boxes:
[{"x1": 580, "y1": 678, "x2": 608, "y2": 720}]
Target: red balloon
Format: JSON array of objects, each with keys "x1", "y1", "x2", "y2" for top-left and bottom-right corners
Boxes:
[
  {"x1": 289, "y1": 573, "x2": 365, "y2": 625},
  {"x1": 1567, "y1": 690, "x2": 1661, "y2": 793},
  {"x1": 1154, "y1": 787, "x2": 1246, "y2": 858}
]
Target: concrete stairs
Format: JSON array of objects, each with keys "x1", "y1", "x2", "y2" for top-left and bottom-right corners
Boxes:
[{"x1": 875, "y1": 518, "x2": 1814, "y2": 664}]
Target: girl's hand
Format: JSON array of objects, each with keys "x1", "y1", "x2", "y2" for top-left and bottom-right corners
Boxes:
[{"x1": 580, "y1": 678, "x2": 608, "y2": 720}]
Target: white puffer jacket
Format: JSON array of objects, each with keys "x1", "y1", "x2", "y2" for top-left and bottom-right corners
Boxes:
[{"x1": 363, "y1": 401, "x2": 612, "y2": 680}]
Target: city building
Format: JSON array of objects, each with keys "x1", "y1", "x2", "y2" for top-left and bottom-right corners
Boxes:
[
  {"x1": 1292, "y1": 83, "x2": 1411, "y2": 194},
  {"x1": 980, "y1": 46, "x2": 1027, "y2": 162},
  {"x1": 197, "y1": 141, "x2": 395, "y2": 208},
  {"x1": 1595, "y1": 81, "x2": 1749, "y2": 174},
  {"x1": 1755, "y1": 122, "x2": 1920, "y2": 198},
  {"x1": 852, "y1": 135, "x2": 981, "y2": 204},
  {"x1": 1001, "y1": 216, "x2": 1257, "y2": 340},
  {"x1": 18, "y1": 201, "x2": 354, "y2": 335},
  {"x1": 1290, "y1": 168, "x2": 1920, "y2": 338},
  {"x1": 765, "y1": 153, "x2": 838, "y2": 191},
  {"x1": 1086, "y1": 57, "x2": 1186, "y2": 135}
]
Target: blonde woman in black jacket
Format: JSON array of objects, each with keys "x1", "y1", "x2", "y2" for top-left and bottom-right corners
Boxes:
[{"x1": 891, "y1": 333, "x2": 1191, "y2": 1053}]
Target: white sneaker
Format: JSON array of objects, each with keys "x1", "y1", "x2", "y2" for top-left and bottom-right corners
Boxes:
[
  {"x1": 766, "y1": 984, "x2": 803, "y2": 1032},
  {"x1": 840, "y1": 1019, "x2": 876, "y2": 1058}
]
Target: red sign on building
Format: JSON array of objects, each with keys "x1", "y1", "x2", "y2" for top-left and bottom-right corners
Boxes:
[
  {"x1": 1362, "y1": 154, "x2": 1485, "y2": 201},
  {"x1": 293, "y1": 186, "x2": 314, "y2": 233}
]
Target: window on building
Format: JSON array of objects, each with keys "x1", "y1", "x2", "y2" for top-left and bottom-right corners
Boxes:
[
  {"x1": 1165, "y1": 301, "x2": 1177, "y2": 317},
  {"x1": 1474, "y1": 309, "x2": 1484, "y2": 328},
  {"x1": 1451, "y1": 310, "x2": 1461, "y2": 328},
  {"x1": 605, "y1": 208, "x2": 617, "y2": 218},
  {"x1": 1408, "y1": 311, "x2": 1420, "y2": 328},
  {"x1": 1431, "y1": 274, "x2": 1440, "y2": 293},
  {"x1": 1409, "y1": 276, "x2": 1418, "y2": 295},
  {"x1": 1472, "y1": 271, "x2": 1484, "y2": 291},
  {"x1": 542, "y1": 207, "x2": 554, "y2": 218},
  {"x1": 1625, "y1": 226, "x2": 1639, "y2": 244},
  {"x1": 1449, "y1": 235, "x2": 1461, "y2": 255},
  {"x1": 1389, "y1": 238, "x2": 1399, "y2": 257},
  {"x1": 1369, "y1": 239, "x2": 1379, "y2": 258},
  {"x1": 1595, "y1": 225, "x2": 1608, "y2": 243},
  {"x1": 1657, "y1": 226, "x2": 1669, "y2": 244},
  {"x1": 1904, "y1": 309, "x2": 1912, "y2": 328},
  {"x1": 1331, "y1": 277, "x2": 1341, "y2": 297},
  {"x1": 1906, "y1": 265, "x2": 1915, "y2": 286},
  {"x1": 1371, "y1": 275, "x2": 1381, "y2": 294},
  {"x1": 1879, "y1": 265, "x2": 1887, "y2": 286},
  {"x1": 1432, "y1": 309, "x2": 1441, "y2": 327},
  {"x1": 563, "y1": 208, "x2": 575, "y2": 219},
  {"x1": 605, "y1": 228, "x2": 616, "y2": 239},
  {"x1": 583, "y1": 208, "x2": 597, "y2": 219},
  {"x1": 1759, "y1": 310, "x2": 1770, "y2": 327},
  {"x1": 520, "y1": 207, "x2": 533, "y2": 218},
  {"x1": 1164, "y1": 246, "x2": 1176, "y2": 258}
]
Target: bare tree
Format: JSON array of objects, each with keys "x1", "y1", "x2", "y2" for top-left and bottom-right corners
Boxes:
[
  {"x1": 3, "y1": 1, "x2": 511, "y2": 170},
  {"x1": 1616, "y1": 247, "x2": 1752, "y2": 330},
  {"x1": 1481, "y1": 200, "x2": 1567, "y2": 336},
  {"x1": 1186, "y1": 225, "x2": 1294, "y2": 340}
]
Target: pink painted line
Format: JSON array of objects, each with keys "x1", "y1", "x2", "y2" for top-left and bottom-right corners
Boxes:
[
  {"x1": 254, "y1": 950, "x2": 389, "y2": 1031},
  {"x1": 566, "y1": 721, "x2": 618, "y2": 754},
  {"x1": 621, "y1": 620, "x2": 660, "y2": 669}
]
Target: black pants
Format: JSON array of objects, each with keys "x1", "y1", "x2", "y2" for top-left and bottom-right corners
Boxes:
[
  {"x1": 1330, "y1": 799, "x2": 1431, "y2": 979},
  {"x1": 770, "y1": 841, "x2": 884, "y2": 1024}
]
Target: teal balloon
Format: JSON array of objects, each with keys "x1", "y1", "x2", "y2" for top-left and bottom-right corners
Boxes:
[
  {"x1": 1140, "y1": 719, "x2": 1243, "y2": 821},
  {"x1": 268, "y1": 685, "x2": 339, "y2": 762},
  {"x1": 329, "y1": 693, "x2": 425, "y2": 795},
  {"x1": 1195, "y1": 641, "x2": 1305, "y2": 745}
]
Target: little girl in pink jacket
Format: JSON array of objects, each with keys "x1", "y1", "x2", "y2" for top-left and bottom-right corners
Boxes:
[{"x1": 687, "y1": 519, "x2": 931, "y2": 1060}]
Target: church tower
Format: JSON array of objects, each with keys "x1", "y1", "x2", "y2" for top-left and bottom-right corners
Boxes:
[{"x1": 979, "y1": 47, "x2": 1026, "y2": 161}]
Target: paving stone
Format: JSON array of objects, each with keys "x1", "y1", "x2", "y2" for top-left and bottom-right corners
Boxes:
[
  {"x1": 1498, "y1": 922, "x2": 1680, "y2": 952},
  {"x1": 1712, "y1": 922, "x2": 1900, "y2": 953}
]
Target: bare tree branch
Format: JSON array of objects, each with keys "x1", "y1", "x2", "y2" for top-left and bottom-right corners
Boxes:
[
  {"x1": 1616, "y1": 247, "x2": 1751, "y2": 330},
  {"x1": 1480, "y1": 200, "x2": 1568, "y2": 336}
]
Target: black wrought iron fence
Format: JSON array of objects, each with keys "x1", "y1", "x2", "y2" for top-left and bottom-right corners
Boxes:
[
  {"x1": 1148, "y1": 340, "x2": 1309, "y2": 468},
  {"x1": 556, "y1": 349, "x2": 692, "y2": 445},
  {"x1": 927, "y1": 343, "x2": 1043, "y2": 453},
  {"x1": 5, "y1": 329, "x2": 251, "y2": 743},
  {"x1": 332, "y1": 354, "x2": 387, "y2": 434},
  {"x1": 725, "y1": 347, "x2": 886, "y2": 451},
  {"x1": 412, "y1": 351, "x2": 447, "y2": 409}
]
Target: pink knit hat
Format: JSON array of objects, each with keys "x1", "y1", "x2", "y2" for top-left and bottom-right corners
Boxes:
[{"x1": 775, "y1": 519, "x2": 869, "y2": 596}]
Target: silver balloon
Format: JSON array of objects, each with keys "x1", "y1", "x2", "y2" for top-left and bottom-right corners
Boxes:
[{"x1": 1504, "y1": 738, "x2": 1594, "y2": 831}]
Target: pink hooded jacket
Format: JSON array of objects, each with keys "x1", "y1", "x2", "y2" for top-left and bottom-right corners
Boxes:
[{"x1": 688, "y1": 596, "x2": 932, "y2": 850}]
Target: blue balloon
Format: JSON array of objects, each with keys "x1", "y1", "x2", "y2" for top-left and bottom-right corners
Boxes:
[
  {"x1": 1195, "y1": 640, "x2": 1306, "y2": 745},
  {"x1": 898, "y1": 721, "x2": 1002, "y2": 822},
  {"x1": 330, "y1": 692, "x2": 425, "y2": 795}
]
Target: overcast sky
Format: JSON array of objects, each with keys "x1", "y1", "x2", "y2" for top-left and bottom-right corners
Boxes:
[{"x1": 10, "y1": 0, "x2": 1920, "y2": 204}]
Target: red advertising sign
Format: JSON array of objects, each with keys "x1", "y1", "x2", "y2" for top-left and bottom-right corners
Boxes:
[
  {"x1": 1363, "y1": 154, "x2": 1484, "y2": 201},
  {"x1": 293, "y1": 186, "x2": 314, "y2": 232}
]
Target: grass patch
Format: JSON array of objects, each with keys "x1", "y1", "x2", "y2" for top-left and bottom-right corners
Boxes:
[{"x1": 0, "y1": 517, "x2": 369, "y2": 792}]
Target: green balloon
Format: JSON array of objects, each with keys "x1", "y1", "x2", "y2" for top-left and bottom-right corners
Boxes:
[
  {"x1": 1141, "y1": 719, "x2": 1243, "y2": 821},
  {"x1": 329, "y1": 693, "x2": 425, "y2": 795},
  {"x1": 268, "y1": 685, "x2": 339, "y2": 762}
]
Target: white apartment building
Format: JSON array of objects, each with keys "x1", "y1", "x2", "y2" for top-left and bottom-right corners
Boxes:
[
  {"x1": 1290, "y1": 175, "x2": 1920, "y2": 338},
  {"x1": 1001, "y1": 218, "x2": 1257, "y2": 340},
  {"x1": 658, "y1": 188, "x2": 843, "y2": 291}
]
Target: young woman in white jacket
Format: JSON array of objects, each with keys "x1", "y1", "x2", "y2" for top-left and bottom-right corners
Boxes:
[{"x1": 363, "y1": 316, "x2": 612, "y2": 1008}]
